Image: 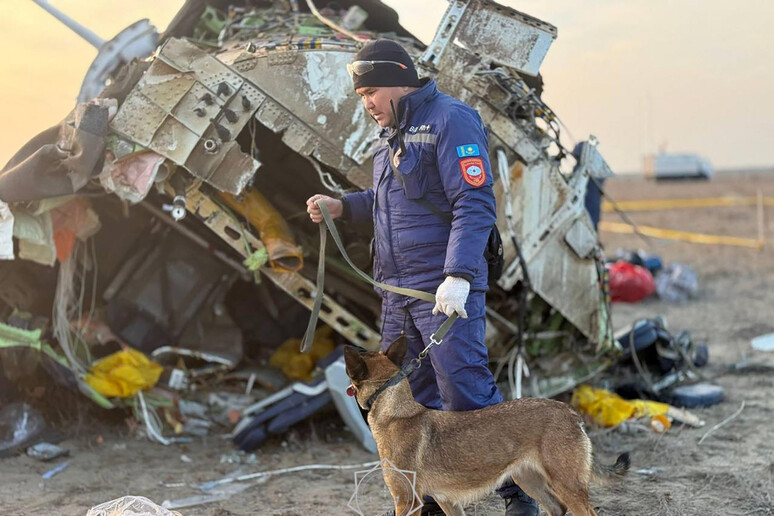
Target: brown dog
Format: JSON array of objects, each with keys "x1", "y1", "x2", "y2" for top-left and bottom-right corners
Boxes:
[{"x1": 344, "y1": 339, "x2": 629, "y2": 516}]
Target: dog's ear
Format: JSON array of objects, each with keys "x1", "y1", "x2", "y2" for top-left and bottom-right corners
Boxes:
[
  {"x1": 384, "y1": 335, "x2": 407, "y2": 367},
  {"x1": 344, "y1": 345, "x2": 369, "y2": 382}
]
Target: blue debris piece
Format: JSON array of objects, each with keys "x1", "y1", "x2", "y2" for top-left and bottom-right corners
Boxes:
[
  {"x1": 42, "y1": 461, "x2": 69, "y2": 479},
  {"x1": 233, "y1": 350, "x2": 343, "y2": 452},
  {"x1": 665, "y1": 383, "x2": 724, "y2": 408}
]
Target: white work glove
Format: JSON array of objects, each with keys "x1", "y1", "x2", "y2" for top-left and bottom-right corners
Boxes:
[{"x1": 433, "y1": 276, "x2": 470, "y2": 318}]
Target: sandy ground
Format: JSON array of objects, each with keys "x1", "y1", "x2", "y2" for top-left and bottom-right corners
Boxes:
[{"x1": 2, "y1": 173, "x2": 773, "y2": 516}]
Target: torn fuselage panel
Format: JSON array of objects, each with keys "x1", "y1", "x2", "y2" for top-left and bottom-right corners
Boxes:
[
  {"x1": 111, "y1": 38, "x2": 262, "y2": 195},
  {"x1": 112, "y1": 38, "x2": 379, "y2": 194},
  {"x1": 215, "y1": 44, "x2": 379, "y2": 189}
]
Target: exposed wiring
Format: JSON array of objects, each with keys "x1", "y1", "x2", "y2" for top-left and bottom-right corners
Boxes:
[
  {"x1": 479, "y1": 68, "x2": 566, "y2": 155},
  {"x1": 595, "y1": 252, "x2": 615, "y2": 352},
  {"x1": 660, "y1": 331, "x2": 709, "y2": 382},
  {"x1": 506, "y1": 344, "x2": 529, "y2": 400},
  {"x1": 698, "y1": 400, "x2": 745, "y2": 445},
  {"x1": 304, "y1": 0, "x2": 368, "y2": 43},
  {"x1": 492, "y1": 334, "x2": 518, "y2": 380},
  {"x1": 306, "y1": 155, "x2": 346, "y2": 197},
  {"x1": 198, "y1": 460, "x2": 381, "y2": 491},
  {"x1": 136, "y1": 391, "x2": 172, "y2": 446},
  {"x1": 481, "y1": 67, "x2": 653, "y2": 251},
  {"x1": 52, "y1": 256, "x2": 76, "y2": 370},
  {"x1": 494, "y1": 149, "x2": 533, "y2": 399},
  {"x1": 52, "y1": 240, "x2": 94, "y2": 374}
]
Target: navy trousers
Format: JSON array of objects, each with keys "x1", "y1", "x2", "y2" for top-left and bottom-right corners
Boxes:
[{"x1": 380, "y1": 292, "x2": 521, "y2": 498}]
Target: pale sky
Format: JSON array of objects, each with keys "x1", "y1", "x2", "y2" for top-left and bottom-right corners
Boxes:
[{"x1": 0, "y1": 0, "x2": 772, "y2": 173}]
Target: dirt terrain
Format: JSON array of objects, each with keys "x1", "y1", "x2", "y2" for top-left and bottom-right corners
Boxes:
[{"x1": 1, "y1": 173, "x2": 773, "y2": 516}]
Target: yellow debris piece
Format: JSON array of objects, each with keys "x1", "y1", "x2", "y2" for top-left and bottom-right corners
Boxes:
[
  {"x1": 572, "y1": 385, "x2": 670, "y2": 428},
  {"x1": 85, "y1": 348, "x2": 163, "y2": 398},
  {"x1": 599, "y1": 221, "x2": 764, "y2": 249},
  {"x1": 601, "y1": 196, "x2": 774, "y2": 212},
  {"x1": 270, "y1": 325, "x2": 336, "y2": 381},
  {"x1": 219, "y1": 189, "x2": 304, "y2": 273}
]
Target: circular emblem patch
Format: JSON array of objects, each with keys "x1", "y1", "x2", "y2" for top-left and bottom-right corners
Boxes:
[{"x1": 459, "y1": 157, "x2": 486, "y2": 187}]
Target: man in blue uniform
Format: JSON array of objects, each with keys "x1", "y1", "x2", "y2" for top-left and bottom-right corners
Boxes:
[{"x1": 306, "y1": 40, "x2": 538, "y2": 516}]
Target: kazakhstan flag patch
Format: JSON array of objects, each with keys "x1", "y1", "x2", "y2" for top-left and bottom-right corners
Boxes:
[{"x1": 456, "y1": 144, "x2": 480, "y2": 158}]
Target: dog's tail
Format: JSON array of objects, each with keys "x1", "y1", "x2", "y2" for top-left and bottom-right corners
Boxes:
[{"x1": 590, "y1": 452, "x2": 630, "y2": 485}]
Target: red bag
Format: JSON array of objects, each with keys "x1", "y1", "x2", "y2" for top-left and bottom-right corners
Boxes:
[{"x1": 608, "y1": 260, "x2": 655, "y2": 303}]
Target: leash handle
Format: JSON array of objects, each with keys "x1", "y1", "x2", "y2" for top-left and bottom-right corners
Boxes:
[{"x1": 302, "y1": 200, "x2": 458, "y2": 353}]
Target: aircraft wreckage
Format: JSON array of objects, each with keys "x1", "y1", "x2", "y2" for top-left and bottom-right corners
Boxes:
[{"x1": 0, "y1": 0, "x2": 617, "y2": 439}]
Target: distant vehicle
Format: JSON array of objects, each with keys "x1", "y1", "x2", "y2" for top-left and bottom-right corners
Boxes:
[{"x1": 644, "y1": 153, "x2": 714, "y2": 180}]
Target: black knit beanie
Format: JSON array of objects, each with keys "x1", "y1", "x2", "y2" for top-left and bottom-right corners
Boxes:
[{"x1": 351, "y1": 40, "x2": 420, "y2": 90}]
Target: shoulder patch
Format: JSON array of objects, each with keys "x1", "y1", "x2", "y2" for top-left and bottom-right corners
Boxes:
[
  {"x1": 459, "y1": 157, "x2": 486, "y2": 187},
  {"x1": 456, "y1": 144, "x2": 480, "y2": 158}
]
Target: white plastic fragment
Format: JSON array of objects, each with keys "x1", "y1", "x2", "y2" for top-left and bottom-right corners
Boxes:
[
  {"x1": 27, "y1": 442, "x2": 69, "y2": 462},
  {"x1": 751, "y1": 333, "x2": 774, "y2": 352},
  {"x1": 0, "y1": 199, "x2": 13, "y2": 260}
]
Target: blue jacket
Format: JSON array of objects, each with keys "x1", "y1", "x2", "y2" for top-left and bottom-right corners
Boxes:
[{"x1": 342, "y1": 79, "x2": 496, "y2": 305}]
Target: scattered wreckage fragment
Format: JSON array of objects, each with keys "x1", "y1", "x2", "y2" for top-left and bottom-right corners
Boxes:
[{"x1": 1, "y1": 0, "x2": 636, "y2": 447}]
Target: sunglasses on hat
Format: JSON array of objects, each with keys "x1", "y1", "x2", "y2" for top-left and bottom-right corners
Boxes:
[{"x1": 346, "y1": 60, "x2": 408, "y2": 79}]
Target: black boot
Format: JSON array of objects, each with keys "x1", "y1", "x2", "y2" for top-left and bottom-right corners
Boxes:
[
  {"x1": 420, "y1": 500, "x2": 445, "y2": 515},
  {"x1": 379, "y1": 499, "x2": 444, "y2": 516},
  {"x1": 504, "y1": 489, "x2": 539, "y2": 516}
]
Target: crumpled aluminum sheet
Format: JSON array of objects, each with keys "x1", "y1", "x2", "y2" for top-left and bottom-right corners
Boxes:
[{"x1": 111, "y1": 38, "x2": 261, "y2": 195}]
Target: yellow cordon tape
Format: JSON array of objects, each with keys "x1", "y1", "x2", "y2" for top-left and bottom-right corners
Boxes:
[
  {"x1": 602, "y1": 196, "x2": 774, "y2": 212},
  {"x1": 599, "y1": 221, "x2": 765, "y2": 249}
]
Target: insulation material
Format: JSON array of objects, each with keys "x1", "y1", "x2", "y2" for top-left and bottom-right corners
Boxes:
[
  {"x1": 85, "y1": 348, "x2": 164, "y2": 398},
  {"x1": 218, "y1": 190, "x2": 303, "y2": 273},
  {"x1": 11, "y1": 198, "x2": 101, "y2": 265},
  {"x1": 50, "y1": 198, "x2": 101, "y2": 262},
  {"x1": 0, "y1": 200, "x2": 13, "y2": 260},
  {"x1": 0, "y1": 101, "x2": 112, "y2": 203},
  {"x1": 13, "y1": 211, "x2": 56, "y2": 266},
  {"x1": 99, "y1": 152, "x2": 166, "y2": 203}
]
